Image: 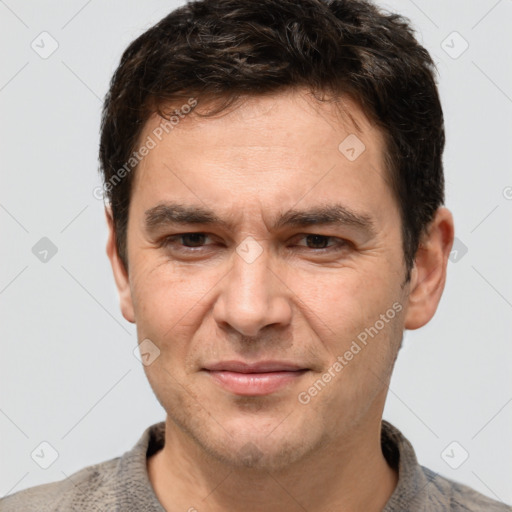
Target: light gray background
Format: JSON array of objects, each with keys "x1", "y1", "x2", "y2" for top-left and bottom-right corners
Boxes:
[{"x1": 1, "y1": 0, "x2": 511, "y2": 506}]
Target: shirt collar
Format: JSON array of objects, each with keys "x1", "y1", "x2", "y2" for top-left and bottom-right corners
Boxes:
[
  {"x1": 114, "y1": 421, "x2": 167, "y2": 511},
  {"x1": 381, "y1": 419, "x2": 434, "y2": 511}
]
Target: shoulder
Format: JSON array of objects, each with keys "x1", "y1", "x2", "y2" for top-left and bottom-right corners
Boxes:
[
  {"x1": 380, "y1": 420, "x2": 511, "y2": 512},
  {"x1": 0, "y1": 421, "x2": 165, "y2": 512},
  {"x1": 0, "y1": 457, "x2": 121, "y2": 512},
  {"x1": 421, "y1": 466, "x2": 512, "y2": 512}
]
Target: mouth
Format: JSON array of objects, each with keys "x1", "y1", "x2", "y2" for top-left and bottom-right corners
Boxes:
[{"x1": 202, "y1": 361, "x2": 309, "y2": 396}]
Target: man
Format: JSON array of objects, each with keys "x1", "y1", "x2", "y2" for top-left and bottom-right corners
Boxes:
[{"x1": 2, "y1": 0, "x2": 509, "y2": 510}]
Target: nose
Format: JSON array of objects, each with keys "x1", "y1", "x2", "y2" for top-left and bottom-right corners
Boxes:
[{"x1": 212, "y1": 241, "x2": 292, "y2": 338}]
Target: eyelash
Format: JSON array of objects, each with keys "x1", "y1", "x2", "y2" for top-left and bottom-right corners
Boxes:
[{"x1": 159, "y1": 233, "x2": 350, "y2": 253}]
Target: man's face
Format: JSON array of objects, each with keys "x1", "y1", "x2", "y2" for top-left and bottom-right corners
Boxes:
[{"x1": 115, "y1": 89, "x2": 411, "y2": 470}]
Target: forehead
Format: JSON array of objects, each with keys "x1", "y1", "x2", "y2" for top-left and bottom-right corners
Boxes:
[
  {"x1": 139, "y1": 89, "x2": 384, "y2": 155},
  {"x1": 130, "y1": 89, "x2": 395, "y2": 226}
]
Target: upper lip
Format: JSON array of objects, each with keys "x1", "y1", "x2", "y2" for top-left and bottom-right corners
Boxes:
[{"x1": 203, "y1": 361, "x2": 307, "y2": 373}]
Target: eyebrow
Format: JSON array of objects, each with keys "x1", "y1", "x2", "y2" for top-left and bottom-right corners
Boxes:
[{"x1": 144, "y1": 201, "x2": 376, "y2": 237}]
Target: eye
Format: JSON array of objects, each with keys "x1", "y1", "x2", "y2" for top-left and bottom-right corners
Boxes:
[
  {"x1": 160, "y1": 232, "x2": 213, "y2": 250},
  {"x1": 159, "y1": 232, "x2": 350, "y2": 255},
  {"x1": 293, "y1": 234, "x2": 349, "y2": 251}
]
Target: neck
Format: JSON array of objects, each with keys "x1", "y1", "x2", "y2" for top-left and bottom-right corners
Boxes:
[{"x1": 147, "y1": 407, "x2": 398, "y2": 512}]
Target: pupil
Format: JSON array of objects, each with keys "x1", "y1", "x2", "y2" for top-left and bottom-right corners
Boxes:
[
  {"x1": 307, "y1": 235, "x2": 328, "y2": 249},
  {"x1": 183, "y1": 233, "x2": 205, "y2": 247}
]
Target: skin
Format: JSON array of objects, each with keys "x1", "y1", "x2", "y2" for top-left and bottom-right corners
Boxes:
[{"x1": 106, "y1": 88, "x2": 454, "y2": 512}]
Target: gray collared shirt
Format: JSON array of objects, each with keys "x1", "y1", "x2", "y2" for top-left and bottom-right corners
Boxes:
[{"x1": 1, "y1": 420, "x2": 510, "y2": 511}]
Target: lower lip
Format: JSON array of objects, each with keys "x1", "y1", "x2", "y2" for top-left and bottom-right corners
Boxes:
[{"x1": 206, "y1": 370, "x2": 307, "y2": 396}]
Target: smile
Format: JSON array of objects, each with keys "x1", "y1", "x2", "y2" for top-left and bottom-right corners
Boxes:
[{"x1": 203, "y1": 361, "x2": 309, "y2": 396}]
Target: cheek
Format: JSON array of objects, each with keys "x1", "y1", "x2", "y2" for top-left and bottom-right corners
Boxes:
[
  {"x1": 295, "y1": 269, "x2": 404, "y2": 385},
  {"x1": 296, "y1": 266, "x2": 396, "y2": 331},
  {"x1": 130, "y1": 261, "x2": 220, "y2": 346}
]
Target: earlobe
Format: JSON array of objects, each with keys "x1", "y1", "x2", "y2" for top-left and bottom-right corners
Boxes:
[
  {"x1": 105, "y1": 205, "x2": 136, "y2": 324},
  {"x1": 404, "y1": 207, "x2": 454, "y2": 330}
]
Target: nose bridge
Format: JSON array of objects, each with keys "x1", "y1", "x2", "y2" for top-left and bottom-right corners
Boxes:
[
  {"x1": 233, "y1": 239, "x2": 269, "y2": 305},
  {"x1": 214, "y1": 238, "x2": 291, "y2": 337}
]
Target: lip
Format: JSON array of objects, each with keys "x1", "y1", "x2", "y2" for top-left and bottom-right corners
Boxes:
[
  {"x1": 204, "y1": 360, "x2": 305, "y2": 373},
  {"x1": 203, "y1": 361, "x2": 308, "y2": 396}
]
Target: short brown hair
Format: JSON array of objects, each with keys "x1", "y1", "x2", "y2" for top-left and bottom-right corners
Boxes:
[{"x1": 99, "y1": 0, "x2": 445, "y2": 281}]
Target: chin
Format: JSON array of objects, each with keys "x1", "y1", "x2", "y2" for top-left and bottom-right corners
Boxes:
[
  {"x1": 214, "y1": 436, "x2": 312, "y2": 471},
  {"x1": 192, "y1": 415, "x2": 326, "y2": 472},
  {"x1": 153, "y1": 378, "x2": 329, "y2": 471}
]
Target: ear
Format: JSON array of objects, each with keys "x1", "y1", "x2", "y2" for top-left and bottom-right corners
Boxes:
[
  {"x1": 105, "y1": 205, "x2": 135, "y2": 324},
  {"x1": 404, "y1": 207, "x2": 454, "y2": 330}
]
